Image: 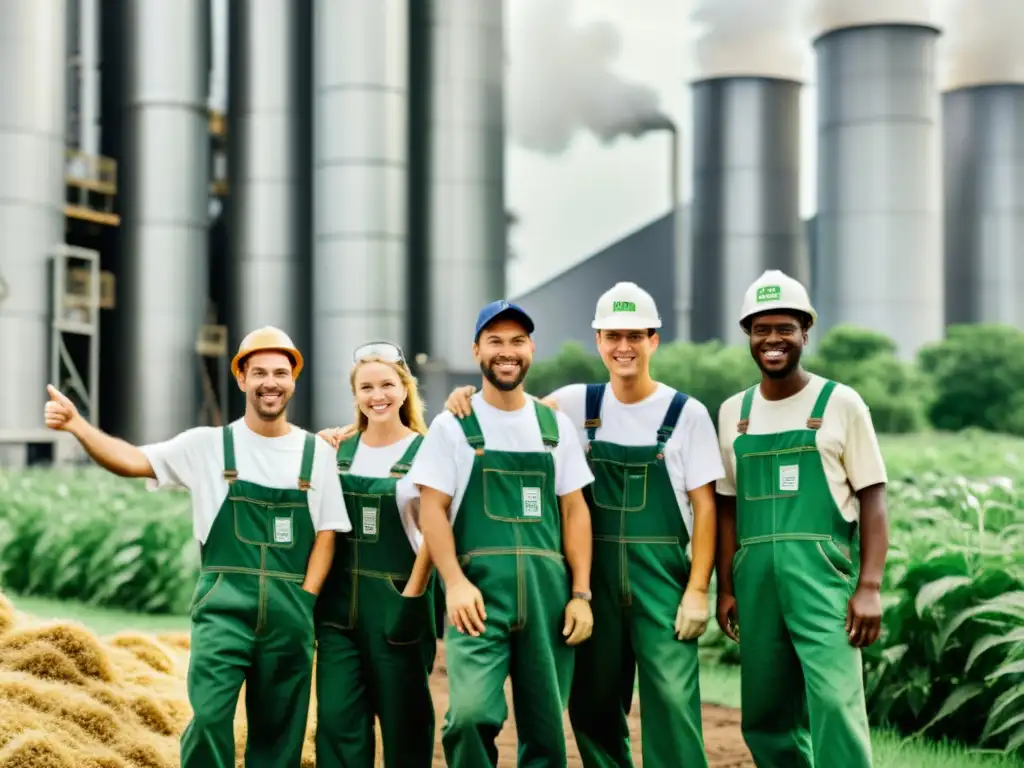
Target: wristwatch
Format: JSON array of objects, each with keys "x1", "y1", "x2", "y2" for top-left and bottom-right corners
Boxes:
[{"x1": 572, "y1": 590, "x2": 592, "y2": 602}]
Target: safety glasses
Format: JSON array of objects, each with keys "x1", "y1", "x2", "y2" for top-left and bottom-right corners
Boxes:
[{"x1": 353, "y1": 340, "x2": 407, "y2": 366}]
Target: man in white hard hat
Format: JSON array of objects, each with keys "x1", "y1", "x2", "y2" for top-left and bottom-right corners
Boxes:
[
  {"x1": 44, "y1": 326, "x2": 352, "y2": 768},
  {"x1": 444, "y1": 283, "x2": 723, "y2": 767},
  {"x1": 715, "y1": 270, "x2": 888, "y2": 767}
]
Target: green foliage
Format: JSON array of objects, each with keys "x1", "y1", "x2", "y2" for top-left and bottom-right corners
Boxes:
[
  {"x1": 525, "y1": 341, "x2": 608, "y2": 397},
  {"x1": 918, "y1": 324, "x2": 1024, "y2": 435},
  {"x1": 0, "y1": 469, "x2": 197, "y2": 615}
]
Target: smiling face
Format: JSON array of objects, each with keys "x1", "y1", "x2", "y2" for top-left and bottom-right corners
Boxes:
[
  {"x1": 747, "y1": 312, "x2": 808, "y2": 379},
  {"x1": 474, "y1": 318, "x2": 534, "y2": 392},
  {"x1": 237, "y1": 350, "x2": 295, "y2": 420},
  {"x1": 353, "y1": 360, "x2": 407, "y2": 427},
  {"x1": 595, "y1": 328, "x2": 658, "y2": 379}
]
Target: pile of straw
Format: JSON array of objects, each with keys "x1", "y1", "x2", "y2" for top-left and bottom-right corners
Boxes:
[{"x1": 0, "y1": 592, "x2": 376, "y2": 767}]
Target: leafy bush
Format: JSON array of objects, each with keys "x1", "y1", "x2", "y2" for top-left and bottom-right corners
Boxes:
[{"x1": 0, "y1": 470, "x2": 196, "y2": 614}]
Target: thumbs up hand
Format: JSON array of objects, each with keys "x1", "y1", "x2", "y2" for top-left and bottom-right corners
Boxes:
[{"x1": 45, "y1": 384, "x2": 81, "y2": 431}]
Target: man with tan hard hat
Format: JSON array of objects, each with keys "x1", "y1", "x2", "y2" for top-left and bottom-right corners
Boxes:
[
  {"x1": 44, "y1": 325, "x2": 351, "y2": 768},
  {"x1": 715, "y1": 270, "x2": 888, "y2": 767},
  {"x1": 445, "y1": 283, "x2": 723, "y2": 767}
]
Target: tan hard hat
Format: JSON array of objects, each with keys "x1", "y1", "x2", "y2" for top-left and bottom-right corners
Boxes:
[{"x1": 231, "y1": 326, "x2": 304, "y2": 379}]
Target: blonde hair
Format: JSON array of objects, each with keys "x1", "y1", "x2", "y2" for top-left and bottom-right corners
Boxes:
[{"x1": 350, "y1": 356, "x2": 428, "y2": 436}]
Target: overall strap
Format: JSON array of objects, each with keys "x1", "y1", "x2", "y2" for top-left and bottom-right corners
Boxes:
[
  {"x1": 391, "y1": 434, "x2": 425, "y2": 477},
  {"x1": 457, "y1": 410, "x2": 486, "y2": 456},
  {"x1": 807, "y1": 379, "x2": 838, "y2": 430},
  {"x1": 534, "y1": 400, "x2": 560, "y2": 449},
  {"x1": 737, "y1": 385, "x2": 757, "y2": 434},
  {"x1": 584, "y1": 383, "x2": 605, "y2": 442},
  {"x1": 656, "y1": 391, "x2": 689, "y2": 456},
  {"x1": 336, "y1": 432, "x2": 361, "y2": 473},
  {"x1": 222, "y1": 426, "x2": 238, "y2": 483},
  {"x1": 298, "y1": 432, "x2": 316, "y2": 491}
]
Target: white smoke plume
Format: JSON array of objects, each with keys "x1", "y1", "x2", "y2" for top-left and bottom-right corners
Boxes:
[
  {"x1": 506, "y1": 0, "x2": 673, "y2": 155},
  {"x1": 689, "y1": 0, "x2": 810, "y2": 82},
  {"x1": 936, "y1": 0, "x2": 1024, "y2": 91},
  {"x1": 806, "y1": 0, "x2": 937, "y2": 39}
]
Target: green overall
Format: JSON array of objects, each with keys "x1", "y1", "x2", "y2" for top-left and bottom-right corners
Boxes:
[
  {"x1": 732, "y1": 380, "x2": 872, "y2": 767},
  {"x1": 442, "y1": 401, "x2": 575, "y2": 767},
  {"x1": 179, "y1": 425, "x2": 319, "y2": 768},
  {"x1": 568, "y1": 383, "x2": 707, "y2": 768},
  {"x1": 314, "y1": 433, "x2": 437, "y2": 768}
]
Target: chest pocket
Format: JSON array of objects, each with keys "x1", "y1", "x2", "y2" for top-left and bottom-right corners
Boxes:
[
  {"x1": 589, "y1": 459, "x2": 649, "y2": 512},
  {"x1": 739, "y1": 444, "x2": 817, "y2": 502},
  {"x1": 234, "y1": 500, "x2": 299, "y2": 549},
  {"x1": 346, "y1": 492, "x2": 383, "y2": 543},
  {"x1": 483, "y1": 467, "x2": 549, "y2": 523}
]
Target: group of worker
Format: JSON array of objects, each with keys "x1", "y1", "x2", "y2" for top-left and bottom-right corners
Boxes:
[{"x1": 44, "y1": 267, "x2": 889, "y2": 768}]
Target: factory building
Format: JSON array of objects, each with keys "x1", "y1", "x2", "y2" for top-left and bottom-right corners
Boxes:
[{"x1": 0, "y1": 3, "x2": 1021, "y2": 466}]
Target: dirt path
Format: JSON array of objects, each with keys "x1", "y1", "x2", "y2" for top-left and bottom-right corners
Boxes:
[{"x1": 423, "y1": 642, "x2": 754, "y2": 767}]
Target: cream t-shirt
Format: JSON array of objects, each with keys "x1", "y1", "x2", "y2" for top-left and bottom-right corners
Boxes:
[
  {"x1": 344, "y1": 433, "x2": 423, "y2": 553},
  {"x1": 716, "y1": 374, "x2": 888, "y2": 523}
]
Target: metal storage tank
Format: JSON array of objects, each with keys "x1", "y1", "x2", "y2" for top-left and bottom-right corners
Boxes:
[
  {"x1": 813, "y1": 22, "x2": 944, "y2": 358},
  {"x1": 0, "y1": 0, "x2": 68, "y2": 462},
  {"x1": 117, "y1": 0, "x2": 210, "y2": 444},
  {"x1": 229, "y1": 0, "x2": 311, "y2": 424},
  {"x1": 424, "y1": 0, "x2": 506, "y2": 374},
  {"x1": 943, "y1": 85, "x2": 1024, "y2": 327},
  {"x1": 312, "y1": 0, "x2": 409, "y2": 426},
  {"x1": 689, "y1": 77, "x2": 806, "y2": 345}
]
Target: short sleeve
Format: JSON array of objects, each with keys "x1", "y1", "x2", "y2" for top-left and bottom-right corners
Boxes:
[
  {"x1": 140, "y1": 427, "x2": 218, "y2": 491},
  {"x1": 715, "y1": 403, "x2": 738, "y2": 497},
  {"x1": 842, "y1": 404, "x2": 889, "y2": 492},
  {"x1": 553, "y1": 411, "x2": 595, "y2": 496},
  {"x1": 406, "y1": 416, "x2": 460, "y2": 497},
  {"x1": 665, "y1": 398, "x2": 726, "y2": 492},
  {"x1": 547, "y1": 384, "x2": 587, "y2": 433},
  {"x1": 396, "y1": 475, "x2": 424, "y2": 552},
  {"x1": 310, "y1": 438, "x2": 352, "y2": 532}
]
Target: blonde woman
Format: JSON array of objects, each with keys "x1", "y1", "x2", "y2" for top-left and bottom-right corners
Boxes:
[{"x1": 314, "y1": 340, "x2": 436, "y2": 767}]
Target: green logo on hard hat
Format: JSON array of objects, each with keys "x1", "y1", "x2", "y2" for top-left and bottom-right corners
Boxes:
[
  {"x1": 756, "y1": 286, "x2": 781, "y2": 303},
  {"x1": 612, "y1": 301, "x2": 636, "y2": 312}
]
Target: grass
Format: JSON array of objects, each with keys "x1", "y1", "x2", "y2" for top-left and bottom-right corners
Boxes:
[
  {"x1": 699, "y1": 664, "x2": 1022, "y2": 767},
  {"x1": 11, "y1": 593, "x2": 190, "y2": 637}
]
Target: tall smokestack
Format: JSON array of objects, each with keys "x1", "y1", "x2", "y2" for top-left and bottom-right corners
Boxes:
[
  {"x1": 0, "y1": 0, "x2": 67, "y2": 463},
  {"x1": 688, "y1": 0, "x2": 809, "y2": 344},
  {"x1": 424, "y1": 0, "x2": 506, "y2": 375},
  {"x1": 811, "y1": 1, "x2": 943, "y2": 358},
  {"x1": 939, "y1": 0, "x2": 1024, "y2": 328},
  {"x1": 117, "y1": 0, "x2": 210, "y2": 444},
  {"x1": 228, "y1": 0, "x2": 310, "y2": 424},
  {"x1": 311, "y1": 0, "x2": 408, "y2": 425}
]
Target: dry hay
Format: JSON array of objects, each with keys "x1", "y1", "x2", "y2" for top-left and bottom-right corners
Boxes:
[{"x1": 0, "y1": 590, "x2": 364, "y2": 768}]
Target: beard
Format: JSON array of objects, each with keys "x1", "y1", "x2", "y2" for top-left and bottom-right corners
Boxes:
[
  {"x1": 753, "y1": 343, "x2": 803, "y2": 380},
  {"x1": 249, "y1": 387, "x2": 291, "y2": 420},
  {"x1": 480, "y1": 356, "x2": 529, "y2": 392}
]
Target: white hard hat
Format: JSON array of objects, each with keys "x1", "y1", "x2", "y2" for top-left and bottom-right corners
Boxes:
[
  {"x1": 739, "y1": 270, "x2": 817, "y2": 330},
  {"x1": 592, "y1": 281, "x2": 662, "y2": 330}
]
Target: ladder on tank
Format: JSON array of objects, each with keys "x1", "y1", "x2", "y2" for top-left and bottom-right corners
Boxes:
[{"x1": 196, "y1": 305, "x2": 229, "y2": 427}]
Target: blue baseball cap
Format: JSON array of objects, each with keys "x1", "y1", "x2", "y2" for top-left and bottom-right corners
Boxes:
[{"x1": 474, "y1": 300, "x2": 535, "y2": 341}]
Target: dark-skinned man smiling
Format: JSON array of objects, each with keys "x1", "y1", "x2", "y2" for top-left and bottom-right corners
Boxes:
[{"x1": 714, "y1": 270, "x2": 889, "y2": 768}]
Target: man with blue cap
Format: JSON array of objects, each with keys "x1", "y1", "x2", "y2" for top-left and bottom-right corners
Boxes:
[{"x1": 408, "y1": 299, "x2": 596, "y2": 766}]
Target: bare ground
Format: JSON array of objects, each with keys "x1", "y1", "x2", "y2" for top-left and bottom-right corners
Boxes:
[{"x1": 422, "y1": 642, "x2": 754, "y2": 767}]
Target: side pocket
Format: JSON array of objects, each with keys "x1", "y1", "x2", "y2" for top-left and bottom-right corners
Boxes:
[
  {"x1": 816, "y1": 539, "x2": 853, "y2": 582},
  {"x1": 385, "y1": 584, "x2": 432, "y2": 646},
  {"x1": 190, "y1": 573, "x2": 224, "y2": 617}
]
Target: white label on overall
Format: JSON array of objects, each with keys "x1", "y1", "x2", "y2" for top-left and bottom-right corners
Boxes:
[
  {"x1": 522, "y1": 487, "x2": 542, "y2": 517},
  {"x1": 274, "y1": 517, "x2": 293, "y2": 543},
  {"x1": 779, "y1": 464, "x2": 799, "y2": 492},
  {"x1": 362, "y1": 507, "x2": 378, "y2": 535}
]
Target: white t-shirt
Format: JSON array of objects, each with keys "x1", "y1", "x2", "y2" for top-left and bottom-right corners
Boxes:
[
  {"x1": 548, "y1": 383, "x2": 725, "y2": 538},
  {"x1": 140, "y1": 418, "x2": 352, "y2": 545},
  {"x1": 343, "y1": 433, "x2": 423, "y2": 553},
  {"x1": 408, "y1": 393, "x2": 595, "y2": 522},
  {"x1": 716, "y1": 374, "x2": 889, "y2": 523}
]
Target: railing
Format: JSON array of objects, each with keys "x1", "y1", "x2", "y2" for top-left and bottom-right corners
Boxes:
[{"x1": 64, "y1": 149, "x2": 119, "y2": 226}]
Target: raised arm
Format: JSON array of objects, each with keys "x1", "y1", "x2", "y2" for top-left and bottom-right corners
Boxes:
[{"x1": 44, "y1": 385, "x2": 155, "y2": 478}]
